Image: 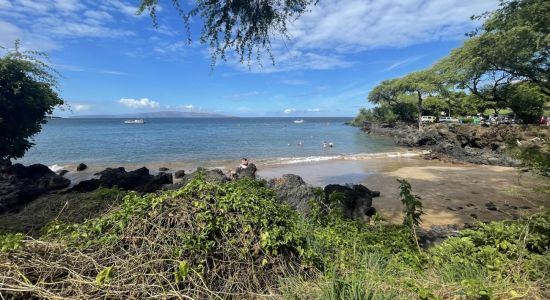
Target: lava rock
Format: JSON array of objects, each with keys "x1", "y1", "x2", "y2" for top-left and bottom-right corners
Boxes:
[
  {"x1": 234, "y1": 163, "x2": 257, "y2": 180},
  {"x1": 174, "y1": 170, "x2": 186, "y2": 179},
  {"x1": 70, "y1": 179, "x2": 101, "y2": 192},
  {"x1": 324, "y1": 184, "x2": 380, "y2": 222},
  {"x1": 268, "y1": 174, "x2": 316, "y2": 215},
  {"x1": 0, "y1": 163, "x2": 70, "y2": 213},
  {"x1": 76, "y1": 163, "x2": 88, "y2": 171},
  {"x1": 57, "y1": 170, "x2": 69, "y2": 176},
  {"x1": 158, "y1": 167, "x2": 169, "y2": 172}
]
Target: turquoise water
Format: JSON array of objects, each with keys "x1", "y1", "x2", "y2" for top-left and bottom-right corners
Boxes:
[{"x1": 17, "y1": 118, "x2": 399, "y2": 166}]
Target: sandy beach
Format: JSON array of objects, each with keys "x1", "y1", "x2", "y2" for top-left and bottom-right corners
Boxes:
[{"x1": 258, "y1": 157, "x2": 550, "y2": 229}]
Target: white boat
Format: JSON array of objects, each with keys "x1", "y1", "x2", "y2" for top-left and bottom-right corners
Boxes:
[
  {"x1": 293, "y1": 119, "x2": 304, "y2": 124},
  {"x1": 124, "y1": 119, "x2": 145, "y2": 124}
]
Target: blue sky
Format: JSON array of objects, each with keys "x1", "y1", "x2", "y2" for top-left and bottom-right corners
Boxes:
[{"x1": 0, "y1": 0, "x2": 499, "y2": 117}]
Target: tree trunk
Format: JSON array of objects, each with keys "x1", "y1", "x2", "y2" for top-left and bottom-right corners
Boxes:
[{"x1": 417, "y1": 91, "x2": 423, "y2": 129}]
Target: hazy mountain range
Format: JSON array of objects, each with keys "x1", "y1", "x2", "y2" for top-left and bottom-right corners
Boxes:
[{"x1": 69, "y1": 111, "x2": 229, "y2": 118}]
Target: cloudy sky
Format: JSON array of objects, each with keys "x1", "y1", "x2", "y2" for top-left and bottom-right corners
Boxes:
[{"x1": 0, "y1": 0, "x2": 499, "y2": 117}]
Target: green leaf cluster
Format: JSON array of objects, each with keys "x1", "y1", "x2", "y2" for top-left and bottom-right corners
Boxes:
[{"x1": 0, "y1": 41, "x2": 64, "y2": 160}]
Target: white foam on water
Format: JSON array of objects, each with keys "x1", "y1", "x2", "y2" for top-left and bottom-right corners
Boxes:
[
  {"x1": 48, "y1": 164, "x2": 65, "y2": 172},
  {"x1": 260, "y1": 150, "x2": 430, "y2": 166}
]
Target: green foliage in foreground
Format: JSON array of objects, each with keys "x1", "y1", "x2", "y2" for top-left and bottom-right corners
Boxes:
[{"x1": 1, "y1": 175, "x2": 549, "y2": 299}]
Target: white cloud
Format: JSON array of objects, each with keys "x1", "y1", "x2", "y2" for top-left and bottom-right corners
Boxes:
[
  {"x1": 385, "y1": 56, "x2": 424, "y2": 71},
  {"x1": 306, "y1": 108, "x2": 321, "y2": 112},
  {"x1": 283, "y1": 108, "x2": 297, "y2": 114},
  {"x1": 0, "y1": 0, "x2": 142, "y2": 50},
  {"x1": 0, "y1": 0, "x2": 13, "y2": 9},
  {"x1": 288, "y1": 0, "x2": 498, "y2": 52},
  {"x1": 225, "y1": 91, "x2": 260, "y2": 100},
  {"x1": 100, "y1": 70, "x2": 127, "y2": 75},
  {"x1": 222, "y1": 0, "x2": 498, "y2": 72},
  {"x1": 72, "y1": 103, "x2": 93, "y2": 112},
  {"x1": 227, "y1": 49, "x2": 353, "y2": 73},
  {"x1": 54, "y1": 0, "x2": 82, "y2": 13},
  {"x1": 119, "y1": 98, "x2": 160, "y2": 109},
  {"x1": 184, "y1": 105, "x2": 194, "y2": 109}
]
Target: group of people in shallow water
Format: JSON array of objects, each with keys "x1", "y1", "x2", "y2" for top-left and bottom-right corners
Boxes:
[{"x1": 322, "y1": 141, "x2": 334, "y2": 148}]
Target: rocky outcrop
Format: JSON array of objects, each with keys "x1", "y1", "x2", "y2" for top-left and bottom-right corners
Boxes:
[
  {"x1": 0, "y1": 163, "x2": 70, "y2": 213},
  {"x1": 235, "y1": 163, "x2": 257, "y2": 179},
  {"x1": 268, "y1": 174, "x2": 317, "y2": 214},
  {"x1": 76, "y1": 163, "x2": 87, "y2": 171},
  {"x1": 324, "y1": 184, "x2": 379, "y2": 222},
  {"x1": 389, "y1": 124, "x2": 529, "y2": 166},
  {"x1": 73, "y1": 167, "x2": 173, "y2": 193},
  {"x1": 174, "y1": 170, "x2": 186, "y2": 179},
  {"x1": 267, "y1": 174, "x2": 379, "y2": 222},
  {"x1": 70, "y1": 179, "x2": 101, "y2": 193}
]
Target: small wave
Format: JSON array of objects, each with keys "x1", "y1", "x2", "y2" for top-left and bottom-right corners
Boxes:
[
  {"x1": 48, "y1": 164, "x2": 65, "y2": 172},
  {"x1": 261, "y1": 150, "x2": 430, "y2": 166}
]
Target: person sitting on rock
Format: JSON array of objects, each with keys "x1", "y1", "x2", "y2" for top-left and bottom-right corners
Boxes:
[{"x1": 231, "y1": 158, "x2": 257, "y2": 179}]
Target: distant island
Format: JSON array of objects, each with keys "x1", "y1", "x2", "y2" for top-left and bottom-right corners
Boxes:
[{"x1": 69, "y1": 111, "x2": 229, "y2": 119}]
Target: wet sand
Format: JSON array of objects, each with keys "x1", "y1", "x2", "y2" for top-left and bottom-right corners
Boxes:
[{"x1": 258, "y1": 157, "x2": 550, "y2": 228}]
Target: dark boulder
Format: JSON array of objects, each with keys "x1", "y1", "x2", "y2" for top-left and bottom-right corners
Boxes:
[
  {"x1": 97, "y1": 167, "x2": 152, "y2": 190},
  {"x1": 76, "y1": 163, "x2": 88, "y2": 171},
  {"x1": 158, "y1": 167, "x2": 169, "y2": 172},
  {"x1": 267, "y1": 174, "x2": 379, "y2": 222},
  {"x1": 57, "y1": 170, "x2": 69, "y2": 176},
  {"x1": 139, "y1": 172, "x2": 173, "y2": 193},
  {"x1": 70, "y1": 179, "x2": 101, "y2": 192},
  {"x1": 174, "y1": 170, "x2": 186, "y2": 179},
  {"x1": 324, "y1": 184, "x2": 379, "y2": 222},
  {"x1": 72, "y1": 167, "x2": 174, "y2": 193},
  {"x1": 267, "y1": 174, "x2": 317, "y2": 215},
  {"x1": 0, "y1": 163, "x2": 70, "y2": 213},
  {"x1": 182, "y1": 168, "x2": 228, "y2": 185},
  {"x1": 235, "y1": 163, "x2": 257, "y2": 179}
]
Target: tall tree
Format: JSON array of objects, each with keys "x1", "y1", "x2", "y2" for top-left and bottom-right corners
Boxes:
[
  {"x1": 399, "y1": 70, "x2": 444, "y2": 129},
  {"x1": 472, "y1": 0, "x2": 550, "y2": 95},
  {"x1": 367, "y1": 79, "x2": 402, "y2": 106},
  {"x1": 138, "y1": 0, "x2": 318, "y2": 66},
  {"x1": 0, "y1": 42, "x2": 64, "y2": 161},
  {"x1": 434, "y1": 37, "x2": 515, "y2": 115}
]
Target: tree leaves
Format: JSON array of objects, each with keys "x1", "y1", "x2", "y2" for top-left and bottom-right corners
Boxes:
[{"x1": 138, "y1": 0, "x2": 318, "y2": 67}]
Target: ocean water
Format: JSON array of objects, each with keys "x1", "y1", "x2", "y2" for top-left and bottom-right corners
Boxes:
[{"x1": 17, "y1": 117, "x2": 401, "y2": 167}]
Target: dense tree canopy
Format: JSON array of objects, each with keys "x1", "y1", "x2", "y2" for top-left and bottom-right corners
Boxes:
[
  {"x1": 138, "y1": 0, "x2": 318, "y2": 66},
  {"x1": 474, "y1": 0, "x2": 550, "y2": 95},
  {"x1": 363, "y1": 0, "x2": 549, "y2": 126},
  {"x1": 0, "y1": 42, "x2": 64, "y2": 161}
]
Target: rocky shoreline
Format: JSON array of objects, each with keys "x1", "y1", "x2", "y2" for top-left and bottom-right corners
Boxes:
[
  {"x1": 0, "y1": 160, "x2": 384, "y2": 234},
  {"x1": 357, "y1": 122, "x2": 549, "y2": 167}
]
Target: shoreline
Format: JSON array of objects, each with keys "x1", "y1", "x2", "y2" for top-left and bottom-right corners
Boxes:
[
  {"x1": 36, "y1": 151, "x2": 549, "y2": 229},
  {"x1": 44, "y1": 149, "x2": 427, "y2": 186}
]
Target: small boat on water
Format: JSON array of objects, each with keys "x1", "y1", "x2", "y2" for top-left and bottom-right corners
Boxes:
[
  {"x1": 124, "y1": 119, "x2": 145, "y2": 124},
  {"x1": 293, "y1": 119, "x2": 304, "y2": 124}
]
